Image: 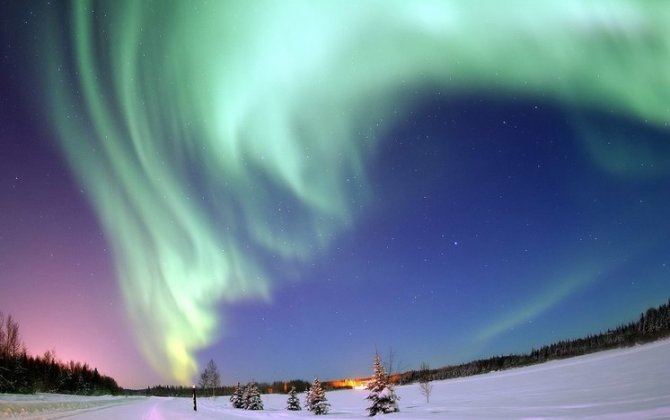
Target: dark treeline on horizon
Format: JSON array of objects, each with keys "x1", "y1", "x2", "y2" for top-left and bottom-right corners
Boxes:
[
  {"x1": 0, "y1": 312, "x2": 120, "y2": 395},
  {"x1": 133, "y1": 379, "x2": 311, "y2": 398},
  {"x1": 396, "y1": 298, "x2": 670, "y2": 385}
]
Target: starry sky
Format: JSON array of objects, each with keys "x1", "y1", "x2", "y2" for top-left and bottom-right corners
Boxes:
[{"x1": 1, "y1": 1, "x2": 669, "y2": 389}]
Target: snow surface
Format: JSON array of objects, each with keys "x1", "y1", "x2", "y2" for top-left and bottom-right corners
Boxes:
[{"x1": 2, "y1": 339, "x2": 669, "y2": 419}]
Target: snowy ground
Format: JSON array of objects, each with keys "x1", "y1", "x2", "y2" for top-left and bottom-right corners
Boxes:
[{"x1": 2, "y1": 339, "x2": 669, "y2": 419}]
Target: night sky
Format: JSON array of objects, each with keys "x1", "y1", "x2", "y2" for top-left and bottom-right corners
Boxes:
[{"x1": 1, "y1": 1, "x2": 669, "y2": 389}]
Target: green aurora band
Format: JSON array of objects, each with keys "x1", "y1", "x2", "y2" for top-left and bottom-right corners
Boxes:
[{"x1": 40, "y1": 1, "x2": 669, "y2": 383}]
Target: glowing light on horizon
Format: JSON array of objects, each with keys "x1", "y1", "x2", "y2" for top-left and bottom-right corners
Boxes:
[{"x1": 39, "y1": 0, "x2": 669, "y2": 383}]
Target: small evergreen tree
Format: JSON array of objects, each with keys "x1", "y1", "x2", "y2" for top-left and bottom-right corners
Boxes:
[
  {"x1": 366, "y1": 353, "x2": 399, "y2": 416},
  {"x1": 286, "y1": 385, "x2": 302, "y2": 411},
  {"x1": 304, "y1": 379, "x2": 313, "y2": 410},
  {"x1": 244, "y1": 382, "x2": 264, "y2": 410},
  {"x1": 230, "y1": 382, "x2": 244, "y2": 409},
  {"x1": 306, "y1": 377, "x2": 330, "y2": 415}
]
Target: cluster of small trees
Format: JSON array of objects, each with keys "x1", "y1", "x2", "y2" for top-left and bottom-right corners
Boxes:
[
  {"x1": 0, "y1": 312, "x2": 119, "y2": 395},
  {"x1": 284, "y1": 353, "x2": 400, "y2": 416},
  {"x1": 230, "y1": 382, "x2": 264, "y2": 410},
  {"x1": 196, "y1": 353, "x2": 400, "y2": 416},
  {"x1": 227, "y1": 378, "x2": 332, "y2": 415}
]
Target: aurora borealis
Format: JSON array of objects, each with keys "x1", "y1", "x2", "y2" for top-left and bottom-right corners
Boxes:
[{"x1": 1, "y1": 1, "x2": 669, "y2": 388}]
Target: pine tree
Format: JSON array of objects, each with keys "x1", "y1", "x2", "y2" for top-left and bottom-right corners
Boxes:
[
  {"x1": 306, "y1": 378, "x2": 330, "y2": 415},
  {"x1": 286, "y1": 386, "x2": 302, "y2": 411},
  {"x1": 244, "y1": 382, "x2": 264, "y2": 410},
  {"x1": 366, "y1": 353, "x2": 399, "y2": 416},
  {"x1": 230, "y1": 382, "x2": 244, "y2": 409},
  {"x1": 304, "y1": 380, "x2": 313, "y2": 410}
]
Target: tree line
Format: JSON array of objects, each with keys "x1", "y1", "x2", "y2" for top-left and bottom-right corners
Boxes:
[
  {"x1": 398, "y1": 298, "x2": 670, "y2": 385},
  {"x1": 135, "y1": 379, "x2": 311, "y2": 397},
  {"x1": 0, "y1": 312, "x2": 120, "y2": 395}
]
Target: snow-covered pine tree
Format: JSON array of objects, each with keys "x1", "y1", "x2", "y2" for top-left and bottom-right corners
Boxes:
[
  {"x1": 286, "y1": 385, "x2": 302, "y2": 411},
  {"x1": 306, "y1": 378, "x2": 330, "y2": 415},
  {"x1": 242, "y1": 383, "x2": 250, "y2": 408},
  {"x1": 230, "y1": 382, "x2": 244, "y2": 409},
  {"x1": 304, "y1": 382, "x2": 311, "y2": 409},
  {"x1": 366, "y1": 353, "x2": 400, "y2": 416},
  {"x1": 244, "y1": 382, "x2": 264, "y2": 410}
]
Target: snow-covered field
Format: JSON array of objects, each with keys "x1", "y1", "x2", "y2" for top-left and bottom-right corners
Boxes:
[{"x1": 2, "y1": 339, "x2": 669, "y2": 419}]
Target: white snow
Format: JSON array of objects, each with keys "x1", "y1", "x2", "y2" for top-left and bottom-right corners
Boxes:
[{"x1": 2, "y1": 339, "x2": 669, "y2": 418}]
